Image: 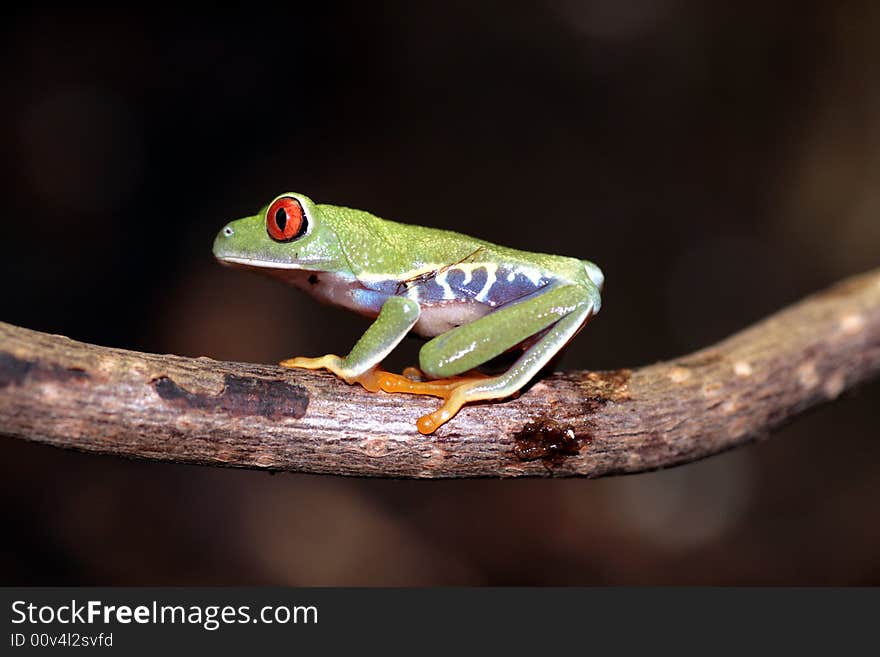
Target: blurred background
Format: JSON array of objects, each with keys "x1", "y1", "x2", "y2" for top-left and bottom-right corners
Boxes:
[{"x1": 2, "y1": 3, "x2": 879, "y2": 584}]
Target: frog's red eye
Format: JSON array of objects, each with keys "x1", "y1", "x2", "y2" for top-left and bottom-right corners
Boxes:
[{"x1": 266, "y1": 196, "x2": 307, "y2": 242}]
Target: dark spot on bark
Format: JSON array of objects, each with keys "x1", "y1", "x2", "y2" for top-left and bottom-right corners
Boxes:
[
  {"x1": 513, "y1": 417, "x2": 589, "y2": 465},
  {"x1": 0, "y1": 353, "x2": 31, "y2": 387},
  {"x1": 153, "y1": 374, "x2": 308, "y2": 420},
  {"x1": 308, "y1": 274, "x2": 319, "y2": 285},
  {"x1": 0, "y1": 352, "x2": 90, "y2": 388}
]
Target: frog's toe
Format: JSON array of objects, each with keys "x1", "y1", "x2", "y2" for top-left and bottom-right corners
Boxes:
[
  {"x1": 281, "y1": 355, "x2": 367, "y2": 386},
  {"x1": 280, "y1": 354, "x2": 343, "y2": 370},
  {"x1": 417, "y1": 388, "x2": 471, "y2": 434},
  {"x1": 402, "y1": 366, "x2": 426, "y2": 381},
  {"x1": 352, "y1": 367, "x2": 447, "y2": 395},
  {"x1": 375, "y1": 370, "x2": 489, "y2": 397},
  {"x1": 346, "y1": 366, "x2": 406, "y2": 393}
]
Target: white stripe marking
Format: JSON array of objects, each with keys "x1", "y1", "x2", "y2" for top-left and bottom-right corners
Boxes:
[
  {"x1": 436, "y1": 270, "x2": 454, "y2": 300},
  {"x1": 474, "y1": 263, "x2": 498, "y2": 302}
]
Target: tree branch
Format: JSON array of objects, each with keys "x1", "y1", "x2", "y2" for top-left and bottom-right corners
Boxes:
[{"x1": 2, "y1": 268, "x2": 879, "y2": 478}]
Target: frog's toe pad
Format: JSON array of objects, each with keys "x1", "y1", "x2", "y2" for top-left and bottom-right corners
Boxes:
[
  {"x1": 416, "y1": 392, "x2": 471, "y2": 434},
  {"x1": 402, "y1": 366, "x2": 425, "y2": 381}
]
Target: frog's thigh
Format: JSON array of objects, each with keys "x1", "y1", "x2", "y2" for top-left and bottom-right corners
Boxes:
[
  {"x1": 416, "y1": 294, "x2": 594, "y2": 434},
  {"x1": 281, "y1": 295, "x2": 419, "y2": 380},
  {"x1": 419, "y1": 283, "x2": 587, "y2": 379}
]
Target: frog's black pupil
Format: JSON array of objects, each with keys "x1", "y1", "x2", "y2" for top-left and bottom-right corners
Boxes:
[{"x1": 275, "y1": 208, "x2": 288, "y2": 232}]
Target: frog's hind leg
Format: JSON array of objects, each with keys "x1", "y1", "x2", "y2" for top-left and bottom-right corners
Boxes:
[
  {"x1": 280, "y1": 295, "x2": 421, "y2": 392},
  {"x1": 415, "y1": 290, "x2": 595, "y2": 434},
  {"x1": 379, "y1": 283, "x2": 596, "y2": 433},
  {"x1": 367, "y1": 283, "x2": 582, "y2": 403}
]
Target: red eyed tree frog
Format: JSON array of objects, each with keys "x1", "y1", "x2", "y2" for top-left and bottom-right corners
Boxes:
[{"x1": 213, "y1": 193, "x2": 603, "y2": 434}]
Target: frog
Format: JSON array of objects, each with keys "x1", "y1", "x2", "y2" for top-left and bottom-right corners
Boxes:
[{"x1": 213, "y1": 192, "x2": 603, "y2": 434}]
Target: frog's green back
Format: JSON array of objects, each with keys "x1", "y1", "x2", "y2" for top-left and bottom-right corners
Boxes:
[
  {"x1": 317, "y1": 203, "x2": 484, "y2": 277},
  {"x1": 318, "y1": 202, "x2": 599, "y2": 291},
  {"x1": 315, "y1": 202, "x2": 601, "y2": 315}
]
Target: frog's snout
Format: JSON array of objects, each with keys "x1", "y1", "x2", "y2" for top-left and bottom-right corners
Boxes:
[{"x1": 212, "y1": 224, "x2": 236, "y2": 259}]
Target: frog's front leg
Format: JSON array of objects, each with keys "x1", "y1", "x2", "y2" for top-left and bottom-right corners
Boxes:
[
  {"x1": 413, "y1": 283, "x2": 597, "y2": 433},
  {"x1": 280, "y1": 295, "x2": 420, "y2": 391}
]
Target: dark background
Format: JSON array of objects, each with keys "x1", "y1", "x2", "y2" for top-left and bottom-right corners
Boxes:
[{"x1": 2, "y1": 3, "x2": 879, "y2": 584}]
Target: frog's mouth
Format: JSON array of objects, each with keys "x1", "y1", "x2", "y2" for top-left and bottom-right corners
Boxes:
[
  {"x1": 214, "y1": 254, "x2": 338, "y2": 278},
  {"x1": 214, "y1": 255, "x2": 308, "y2": 270}
]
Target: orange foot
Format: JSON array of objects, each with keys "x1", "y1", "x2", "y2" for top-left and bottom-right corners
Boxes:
[
  {"x1": 280, "y1": 356, "x2": 487, "y2": 434},
  {"x1": 365, "y1": 367, "x2": 489, "y2": 434}
]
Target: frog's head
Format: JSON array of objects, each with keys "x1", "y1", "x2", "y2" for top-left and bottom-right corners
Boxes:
[{"x1": 213, "y1": 192, "x2": 346, "y2": 274}]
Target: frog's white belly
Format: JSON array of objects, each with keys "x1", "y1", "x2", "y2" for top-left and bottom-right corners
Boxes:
[{"x1": 412, "y1": 300, "x2": 492, "y2": 337}]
